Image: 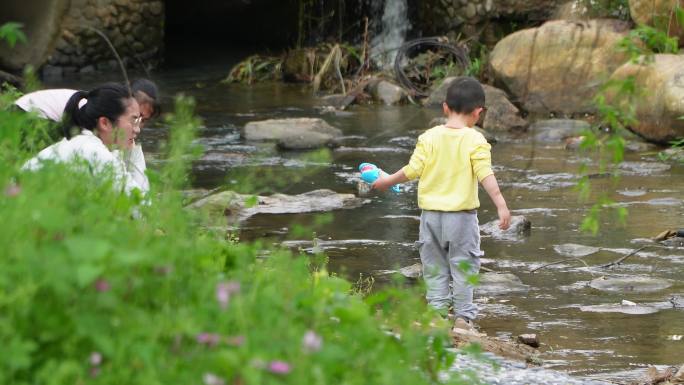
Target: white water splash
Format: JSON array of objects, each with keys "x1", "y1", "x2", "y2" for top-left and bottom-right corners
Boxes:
[{"x1": 371, "y1": 0, "x2": 409, "y2": 68}]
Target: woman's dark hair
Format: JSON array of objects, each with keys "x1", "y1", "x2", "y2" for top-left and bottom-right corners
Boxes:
[
  {"x1": 61, "y1": 82, "x2": 132, "y2": 139},
  {"x1": 131, "y1": 78, "x2": 161, "y2": 118}
]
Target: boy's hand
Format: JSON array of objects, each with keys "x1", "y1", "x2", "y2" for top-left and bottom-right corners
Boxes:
[
  {"x1": 371, "y1": 176, "x2": 391, "y2": 192},
  {"x1": 498, "y1": 207, "x2": 511, "y2": 230}
]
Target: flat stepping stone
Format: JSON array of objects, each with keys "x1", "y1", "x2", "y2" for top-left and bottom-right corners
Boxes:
[
  {"x1": 554, "y1": 243, "x2": 600, "y2": 257},
  {"x1": 478, "y1": 272, "x2": 530, "y2": 295},
  {"x1": 579, "y1": 303, "x2": 660, "y2": 315},
  {"x1": 589, "y1": 276, "x2": 672, "y2": 293}
]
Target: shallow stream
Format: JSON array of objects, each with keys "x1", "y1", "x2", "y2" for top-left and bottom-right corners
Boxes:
[{"x1": 47, "y1": 59, "x2": 684, "y2": 382}]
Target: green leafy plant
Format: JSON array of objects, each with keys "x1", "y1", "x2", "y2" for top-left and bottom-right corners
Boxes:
[{"x1": 0, "y1": 22, "x2": 27, "y2": 48}]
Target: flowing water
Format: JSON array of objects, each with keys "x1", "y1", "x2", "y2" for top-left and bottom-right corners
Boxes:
[
  {"x1": 46, "y1": 59, "x2": 684, "y2": 382},
  {"x1": 370, "y1": 0, "x2": 409, "y2": 68}
]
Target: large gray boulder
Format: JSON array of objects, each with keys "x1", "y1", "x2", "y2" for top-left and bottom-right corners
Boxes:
[
  {"x1": 243, "y1": 118, "x2": 342, "y2": 150},
  {"x1": 425, "y1": 77, "x2": 527, "y2": 132},
  {"x1": 490, "y1": 19, "x2": 632, "y2": 115},
  {"x1": 608, "y1": 54, "x2": 684, "y2": 143}
]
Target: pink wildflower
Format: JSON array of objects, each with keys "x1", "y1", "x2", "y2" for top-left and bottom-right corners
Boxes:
[
  {"x1": 94, "y1": 279, "x2": 110, "y2": 292},
  {"x1": 302, "y1": 330, "x2": 322, "y2": 352},
  {"x1": 196, "y1": 333, "x2": 221, "y2": 347},
  {"x1": 215, "y1": 281, "x2": 240, "y2": 309},
  {"x1": 267, "y1": 360, "x2": 292, "y2": 375},
  {"x1": 4, "y1": 184, "x2": 20, "y2": 197},
  {"x1": 202, "y1": 372, "x2": 225, "y2": 385},
  {"x1": 89, "y1": 351, "x2": 102, "y2": 366}
]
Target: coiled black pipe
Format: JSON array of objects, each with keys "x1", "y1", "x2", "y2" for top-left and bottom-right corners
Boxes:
[{"x1": 393, "y1": 37, "x2": 470, "y2": 97}]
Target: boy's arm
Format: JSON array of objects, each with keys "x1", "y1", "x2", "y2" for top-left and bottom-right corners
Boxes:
[
  {"x1": 372, "y1": 169, "x2": 409, "y2": 191},
  {"x1": 481, "y1": 174, "x2": 511, "y2": 230}
]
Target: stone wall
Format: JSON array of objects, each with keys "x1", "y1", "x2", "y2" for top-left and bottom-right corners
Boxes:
[
  {"x1": 0, "y1": 0, "x2": 164, "y2": 77},
  {"x1": 44, "y1": 0, "x2": 164, "y2": 77},
  {"x1": 416, "y1": 0, "x2": 563, "y2": 40}
]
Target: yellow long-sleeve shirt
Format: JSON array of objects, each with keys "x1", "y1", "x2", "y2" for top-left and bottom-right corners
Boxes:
[{"x1": 401, "y1": 125, "x2": 494, "y2": 211}]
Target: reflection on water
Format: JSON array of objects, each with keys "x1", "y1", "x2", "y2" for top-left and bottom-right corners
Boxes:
[{"x1": 46, "y1": 64, "x2": 684, "y2": 381}]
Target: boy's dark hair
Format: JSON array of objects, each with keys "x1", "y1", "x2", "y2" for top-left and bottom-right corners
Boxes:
[
  {"x1": 445, "y1": 77, "x2": 485, "y2": 114},
  {"x1": 131, "y1": 78, "x2": 161, "y2": 118}
]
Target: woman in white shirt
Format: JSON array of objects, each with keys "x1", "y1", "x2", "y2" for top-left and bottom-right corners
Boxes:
[
  {"x1": 23, "y1": 83, "x2": 146, "y2": 195},
  {"x1": 16, "y1": 79, "x2": 160, "y2": 191}
]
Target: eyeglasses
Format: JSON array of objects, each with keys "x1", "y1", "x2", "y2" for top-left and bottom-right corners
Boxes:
[{"x1": 131, "y1": 115, "x2": 143, "y2": 127}]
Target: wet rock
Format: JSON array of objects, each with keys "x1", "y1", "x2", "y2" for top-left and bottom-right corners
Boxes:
[
  {"x1": 370, "y1": 80, "x2": 407, "y2": 105},
  {"x1": 277, "y1": 131, "x2": 338, "y2": 150},
  {"x1": 490, "y1": 19, "x2": 631, "y2": 115},
  {"x1": 660, "y1": 146, "x2": 684, "y2": 162},
  {"x1": 553, "y1": 243, "x2": 600, "y2": 257},
  {"x1": 517, "y1": 334, "x2": 540, "y2": 348},
  {"x1": 625, "y1": 140, "x2": 659, "y2": 153},
  {"x1": 357, "y1": 180, "x2": 372, "y2": 197},
  {"x1": 482, "y1": 84, "x2": 528, "y2": 132},
  {"x1": 609, "y1": 54, "x2": 684, "y2": 143},
  {"x1": 478, "y1": 272, "x2": 530, "y2": 295},
  {"x1": 531, "y1": 119, "x2": 591, "y2": 143},
  {"x1": 318, "y1": 94, "x2": 349, "y2": 109},
  {"x1": 662, "y1": 237, "x2": 684, "y2": 248},
  {"x1": 399, "y1": 263, "x2": 423, "y2": 279},
  {"x1": 618, "y1": 161, "x2": 671, "y2": 175},
  {"x1": 480, "y1": 215, "x2": 531, "y2": 241},
  {"x1": 589, "y1": 276, "x2": 673, "y2": 293},
  {"x1": 189, "y1": 189, "x2": 368, "y2": 221},
  {"x1": 579, "y1": 302, "x2": 660, "y2": 315},
  {"x1": 243, "y1": 118, "x2": 342, "y2": 150},
  {"x1": 424, "y1": 76, "x2": 457, "y2": 107}
]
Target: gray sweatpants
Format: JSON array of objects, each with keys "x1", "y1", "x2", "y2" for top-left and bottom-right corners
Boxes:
[{"x1": 416, "y1": 209, "x2": 483, "y2": 320}]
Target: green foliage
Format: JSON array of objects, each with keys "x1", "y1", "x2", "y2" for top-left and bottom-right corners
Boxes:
[
  {"x1": 578, "y1": 0, "x2": 631, "y2": 20},
  {"x1": 617, "y1": 24, "x2": 679, "y2": 61},
  {"x1": 0, "y1": 22, "x2": 27, "y2": 48},
  {"x1": 223, "y1": 56, "x2": 283, "y2": 84},
  {"x1": 0, "y1": 90, "x2": 469, "y2": 384}
]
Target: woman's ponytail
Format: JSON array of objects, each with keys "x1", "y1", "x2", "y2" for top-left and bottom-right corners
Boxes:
[{"x1": 61, "y1": 90, "x2": 88, "y2": 139}]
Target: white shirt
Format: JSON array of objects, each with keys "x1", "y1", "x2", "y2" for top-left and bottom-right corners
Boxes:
[
  {"x1": 23, "y1": 130, "x2": 148, "y2": 196},
  {"x1": 15, "y1": 89, "x2": 78, "y2": 121}
]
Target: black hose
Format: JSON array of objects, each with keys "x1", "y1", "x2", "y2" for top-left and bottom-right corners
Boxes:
[{"x1": 393, "y1": 37, "x2": 470, "y2": 97}]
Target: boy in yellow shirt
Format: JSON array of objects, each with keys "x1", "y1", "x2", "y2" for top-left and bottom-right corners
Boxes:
[{"x1": 373, "y1": 77, "x2": 510, "y2": 330}]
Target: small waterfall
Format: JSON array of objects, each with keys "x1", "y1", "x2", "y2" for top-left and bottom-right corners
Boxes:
[{"x1": 370, "y1": 0, "x2": 409, "y2": 68}]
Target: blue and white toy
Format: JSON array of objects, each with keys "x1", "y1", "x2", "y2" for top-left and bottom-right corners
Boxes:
[{"x1": 359, "y1": 162, "x2": 401, "y2": 193}]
